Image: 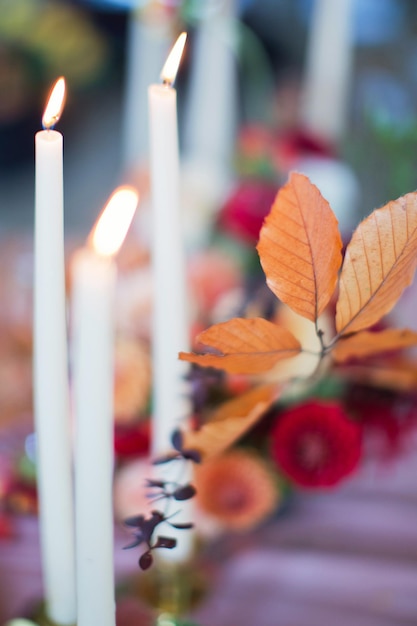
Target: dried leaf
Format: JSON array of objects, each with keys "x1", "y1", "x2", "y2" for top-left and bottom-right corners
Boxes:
[
  {"x1": 181, "y1": 448, "x2": 202, "y2": 463},
  {"x1": 173, "y1": 484, "x2": 196, "y2": 501},
  {"x1": 171, "y1": 429, "x2": 183, "y2": 451},
  {"x1": 336, "y1": 192, "x2": 417, "y2": 335},
  {"x1": 123, "y1": 536, "x2": 143, "y2": 550},
  {"x1": 124, "y1": 514, "x2": 145, "y2": 528},
  {"x1": 340, "y1": 357, "x2": 417, "y2": 392},
  {"x1": 183, "y1": 384, "x2": 280, "y2": 459},
  {"x1": 145, "y1": 479, "x2": 166, "y2": 489},
  {"x1": 179, "y1": 317, "x2": 301, "y2": 375},
  {"x1": 257, "y1": 172, "x2": 342, "y2": 321},
  {"x1": 169, "y1": 522, "x2": 194, "y2": 530},
  {"x1": 139, "y1": 551, "x2": 153, "y2": 570},
  {"x1": 154, "y1": 536, "x2": 177, "y2": 550},
  {"x1": 333, "y1": 328, "x2": 417, "y2": 363}
]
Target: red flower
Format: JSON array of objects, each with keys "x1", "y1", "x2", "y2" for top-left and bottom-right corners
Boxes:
[
  {"x1": 114, "y1": 422, "x2": 150, "y2": 459},
  {"x1": 217, "y1": 180, "x2": 278, "y2": 245},
  {"x1": 270, "y1": 401, "x2": 362, "y2": 488},
  {"x1": 0, "y1": 512, "x2": 14, "y2": 540},
  {"x1": 273, "y1": 129, "x2": 335, "y2": 171},
  {"x1": 345, "y1": 385, "x2": 417, "y2": 459}
]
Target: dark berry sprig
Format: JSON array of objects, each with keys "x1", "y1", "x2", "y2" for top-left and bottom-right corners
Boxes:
[
  {"x1": 152, "y1": 428, "x2": 202, "y2": 465},
  {"x1": 123, "y1": 429, "x2": 200, "y2": 570},
  {"x1": 123, "y1": 509, "x2": 193, "y2": 570}
]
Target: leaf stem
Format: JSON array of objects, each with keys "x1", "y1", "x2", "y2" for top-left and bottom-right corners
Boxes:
[{"x1": 315, "y1": 321, "x2": 326, "y2": 353}]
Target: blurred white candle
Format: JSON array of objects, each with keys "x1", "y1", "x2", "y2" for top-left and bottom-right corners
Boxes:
[
  {"x1": 122, "y1": 3, "x2": 174, "y2": 169},
  {"x1": 34, "y1": 77, "x2": 76, "y2": 626},
  {"x1": 72, "y1": 187, "x2": 138, "y2": 626},
  {"x1": 184, "y1": 0, "x2": 237, "y2": 174},
  {"x1": 301, "y1": 0, "x2": 354, "y2": 142},
  {"x1": 181, "y1": 1, "x2": 238, "y2": 248},
  {"x1": 148, "y1": 33, "x2": 193, "y2": 562}
]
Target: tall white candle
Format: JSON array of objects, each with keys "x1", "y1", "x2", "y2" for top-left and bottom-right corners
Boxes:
[
  {"x1": 148, "y1": 33, "x2": 189, "y2": 456},
  {"x1": 72, "y1": 187, "x2": 138, "y2": 626},
  {"x1": 301, "y1": 0, "x2": 354, "y2": 142},
  {"x1": 33, "y1": 77, "x2": 76, "y2": 626},
  {"x1": 148, "y1": 33, "x2": 193, "y2": 563}
]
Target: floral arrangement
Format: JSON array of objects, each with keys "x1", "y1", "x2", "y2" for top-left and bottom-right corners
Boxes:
[
  {"x1": 121, "y1": 171, "x2": 417, "y2": 567},
  {"x1": 1, "y1": 127, "x2": 416, "y2": 563},
  {"x1": 2, "y1": 165, "x2": 417, "y2": 567}
]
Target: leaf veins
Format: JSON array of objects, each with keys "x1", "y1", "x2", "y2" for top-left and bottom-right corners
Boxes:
[
  {"x1": 257, "y1": 172, "x2": 342, "y2": 322},
  {"x1": 179, "y1": 317, "x2": 301, "y2": 375},
  {"x1": 336, "y1": 192, "x2": 417, "y2": 335}
]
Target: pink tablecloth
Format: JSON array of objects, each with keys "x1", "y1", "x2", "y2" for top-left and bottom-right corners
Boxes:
[{"x1": 2, "y1": 438, "x2": 417, "y2": 625}]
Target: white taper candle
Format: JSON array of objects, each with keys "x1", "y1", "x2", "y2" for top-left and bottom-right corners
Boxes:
[
  {"x1": 148, "y1": 33, "x2": 190, "y2": 458},
  {"x1": 301, "y1": 0, "x2": 354, "y2": 142},
  {"x1": 34, "y1": 77, "x2": 76, "y2": 626},
  {"x1": 72, "y1": 187, "x2": 138, "y2": 626},
  {"x1": 148, "y1": 33, "x2": 193, "y2": 563}
]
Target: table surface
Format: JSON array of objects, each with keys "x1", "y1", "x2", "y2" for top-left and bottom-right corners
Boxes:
[{"x1": 2, "y1": 440, "x2": 417, "y2": 626}]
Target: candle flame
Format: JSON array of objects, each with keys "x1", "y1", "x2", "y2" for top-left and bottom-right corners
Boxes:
[
  {"x1": 91, "y1": 187, "x2": 139, "y2": 257},
  {"x1": 160, "y1": 32, "x2": 187, "y2": 86},
  {"x1": 42, "y1": 77, "x2": 66, "y2": 130}
]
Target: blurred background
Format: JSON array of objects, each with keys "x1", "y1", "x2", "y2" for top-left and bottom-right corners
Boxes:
[
  {"x1": 3, "y1": 2, "x2": 417, "y2": 624},
  {"x1": 1, "y1": 0, "x2": 417, "y2": 233},
  {"x1": 4, "y1": 0, "x2": 417, "y2": 626}
]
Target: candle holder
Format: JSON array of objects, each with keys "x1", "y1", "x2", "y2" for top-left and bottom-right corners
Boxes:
[
  {"x1": 27, "y1": 602, "x2": 76, "y2": 626},
  {"x1": 154, "y1": 617, "x2": 199, "y2": 626},
  {"x1": 121, "y1": 557, "x2": 207, "y2": 626}
]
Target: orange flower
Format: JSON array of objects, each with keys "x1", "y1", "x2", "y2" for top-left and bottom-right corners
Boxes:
[
  {"x1": 114, "y1": 338, "x2": 151, "y2": 423},
  {"x1": 195, "y1": 449, "x2": 279, "y2": 531}
]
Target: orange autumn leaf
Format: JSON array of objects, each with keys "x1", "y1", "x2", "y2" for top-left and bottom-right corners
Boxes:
[
  {"x1": 183, "y1": 384, "x2": 280, "y2": 459},
  {"x1": 179, "y1": 317, "x2": 301, "y2": 375},
  {"x1": 336, "y1": 191, "x2": 417, "y2": 335},
  {"x1": 257, "y1": 172, "x2": 342, "y2": 322},
  {"x1": 340, "y1": 358, "x2": 417, "y2": 393},
  {"x1": 332, "y1": 328, "x2": 417, "y2": 363}
]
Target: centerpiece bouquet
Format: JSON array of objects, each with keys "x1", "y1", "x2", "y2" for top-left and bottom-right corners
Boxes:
[{"x1": 120, "y1": 171, "x2": 417, "y2": 572}]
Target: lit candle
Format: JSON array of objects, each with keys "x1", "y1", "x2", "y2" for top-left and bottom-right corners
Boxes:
[
  {"x1": 72, "y1": 187, "x2": 138, "y2": 626},
  {"x1": 301, "y1": 0, "x2": 354, "y2": 142},
  {"x1": 148, "y1": 33, "x2": 193, "y2": 562},
  {"x1": 148, "y1": 32, "x2": 189, "y2": 455},
  {"x1": 33, "y1": 77, "x2": 76, "y2": 626}
]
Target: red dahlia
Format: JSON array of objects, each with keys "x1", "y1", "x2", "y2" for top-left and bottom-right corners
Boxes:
[
  {"x1": 270, "y1": 401, "x2": 362, "y2": 488},
  {"x1": 114, "y1": 422, "x2": 150, "y2": 459},
  {"x1": 217, "y1": 180, "x2": 278, "y2": 245}
]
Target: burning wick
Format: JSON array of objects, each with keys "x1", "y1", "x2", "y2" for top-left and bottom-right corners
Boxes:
[
  {"x1": 160, "y1": 32, "x2": 187, "y2": 87},
  {"x1": 42, "y1": 77, "x2": 66, "y2": 130}
]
